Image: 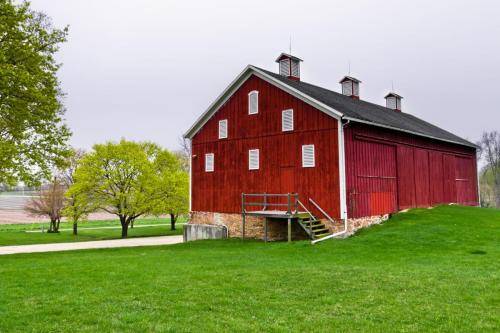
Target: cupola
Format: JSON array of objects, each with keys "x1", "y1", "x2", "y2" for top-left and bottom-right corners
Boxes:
[
  {"x1": 339, "y1": 76, "x2": 361, "y2": 99},
  {"x1": 385, "y1": 92, "x2": 403, "y2": 111},
  {"x1": 276, "y1": 53, "x2": 302, "y2": 81}
]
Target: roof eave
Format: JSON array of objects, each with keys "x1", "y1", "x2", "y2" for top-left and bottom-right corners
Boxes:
[{"x1": 343, "y1": 116, "x2": 478, "y2": 149}]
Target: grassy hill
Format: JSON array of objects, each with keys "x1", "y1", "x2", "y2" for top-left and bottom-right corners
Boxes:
[{"x1": 0, "y1": 205, "x2": 498, "y2": 332}]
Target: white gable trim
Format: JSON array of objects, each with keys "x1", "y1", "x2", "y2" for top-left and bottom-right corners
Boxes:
[{"x1": 183, "y1": 65, "x2": 342, "y2": 139}]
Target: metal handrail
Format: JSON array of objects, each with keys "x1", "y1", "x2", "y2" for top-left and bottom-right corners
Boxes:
[
  {"x1": 309, "y1": 198, "x2": 335, "y2": 225},
  {"x1": 297, "y1": 199, "x2": 316, "y2": 239},
  {"x1": 309, "y1": 198, "x2": 347, "y2": 244}
]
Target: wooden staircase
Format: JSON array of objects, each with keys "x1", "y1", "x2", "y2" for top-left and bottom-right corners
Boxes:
[{"x1": 295, "y1": 209, "x2": 332, "y2": 241}]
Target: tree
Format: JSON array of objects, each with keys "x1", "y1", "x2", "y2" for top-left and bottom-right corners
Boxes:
[
  {"x1": 68, "y1": 140, "x2": 159, "y2": 238},
  {"x1": 151, "y1": 149, "x2": 189, "y2": 230},
  {"x1": 0, "y1": 1, "x2": 71, "y2": 186},
  {"x1": 24, "y1": 177, "x2": 65, "y2": 232},
  {"x1": 477, "y1": 131, "x2": 500, "y2": 207},
  {"x1": 60, "y1": 149, "x2": 93, "y2": 235},
  {"x1": 175, "y1": 136, "x2": 191, "y2": 172}
]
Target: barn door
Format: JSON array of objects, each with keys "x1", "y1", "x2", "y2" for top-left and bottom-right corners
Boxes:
[
  {"x1": 280, "y1": 167, "x2": 295, "y2": 194},
  {"x1": 350, "y1": 139, "x2": 398, "y2": 218}
]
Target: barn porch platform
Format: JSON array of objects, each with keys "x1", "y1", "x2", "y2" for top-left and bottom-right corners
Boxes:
[{"x1": 241, "y1": 193, "x2": 333, "y2": 242}]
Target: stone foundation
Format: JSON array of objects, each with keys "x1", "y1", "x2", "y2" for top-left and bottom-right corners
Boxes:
[{"x1": 189, "y1": 211, "x2": 390, "y2": 241}]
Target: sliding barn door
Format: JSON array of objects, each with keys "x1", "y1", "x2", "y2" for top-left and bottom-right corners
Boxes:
[{"x1": 350, "y1": 140, "x2": 398, "y2": 218}]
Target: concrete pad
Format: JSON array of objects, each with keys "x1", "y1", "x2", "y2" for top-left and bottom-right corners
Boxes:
[{"x1": 0, "y1": 235, "x2": 184, "y2": 256}]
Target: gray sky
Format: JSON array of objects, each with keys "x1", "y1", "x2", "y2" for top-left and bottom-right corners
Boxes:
[{"x1": 30, "y1": 0, "x2": 500, "y2": 151}]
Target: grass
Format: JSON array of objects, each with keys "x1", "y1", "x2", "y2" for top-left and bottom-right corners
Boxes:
[
  {"x1": 0, "y1": 205, "x2": 498, "y2": 332},
  {"x1": 0, "y1": 217, "x2": 185, "y2": 246}
]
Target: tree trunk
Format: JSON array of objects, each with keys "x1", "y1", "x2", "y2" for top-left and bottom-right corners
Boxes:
[
  {"x1": 130, "y1": 219, "x2": 134, "y2": 228},
  {"x1": 120, "y1": 216, "x2": 129, "y2": 238},
  {"x1": 170, "y1": 213, "x2": 177, "y2": 230},
  {"x1": 73, "y1": 222, "x2": 78, "y2": 235},
  {"x1": 55, "y1": 218, "x2": 60, "y2": 232}
]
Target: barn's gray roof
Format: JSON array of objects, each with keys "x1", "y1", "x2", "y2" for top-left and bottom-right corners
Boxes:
[{"x1": 256, "y1": 67, "x2": 476, "y2": 148}]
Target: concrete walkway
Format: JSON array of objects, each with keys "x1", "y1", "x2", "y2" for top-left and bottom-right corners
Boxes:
[{"x1": 0, "y1": 235, "x2": 184, "y2": 256}]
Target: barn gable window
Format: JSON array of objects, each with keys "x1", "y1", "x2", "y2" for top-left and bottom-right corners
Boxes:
[
  {"x1": 282, "y1": 109, "x2": 294, "y2": 132},
  {"x1": 248, "y1": 91, "x2": 259, "y2": 115},
  {"x1": 205, "y1": 153, "x2": 214, "y2": 172},
  {"x1": 218, "y1": 119, "x2": 228, "y2": 139},
  {"x1": 302, "y1": 145, "x2": 315, "y2": 168},
  {"x1": 248, "y1": 149, "x2": 259, "y2": 170}
]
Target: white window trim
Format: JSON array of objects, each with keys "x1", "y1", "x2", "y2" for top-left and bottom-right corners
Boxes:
[
  {"x1": 248, "y1": 149, "x2": 259, "y2": 170},
  {"x1": 248, "y1": 90, "x2": 259, "y2": 115},
  {"x1": 218, "y1": 119, "x2": 228, "y2": 139},
  {"x1": 282, "y1": 109, "x2": 294, "y2": 132},
  {"x1": 205, "y1": 153, "x2": 214, "y2": 172},
  {"x1": 302, "y1": 145, "x2": 315, "y2": 168}
]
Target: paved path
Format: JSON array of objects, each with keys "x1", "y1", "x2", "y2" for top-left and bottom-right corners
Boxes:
[{"x1": 0, "y1": 235, "x2": 184, "y2": 256}]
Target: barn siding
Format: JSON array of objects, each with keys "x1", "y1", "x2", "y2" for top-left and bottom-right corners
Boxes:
[
  {"x1": 345, "y1": 123, "x2": 478, "y2": 218},
  {"x1": 191, "y1": 75, "x2": 341, "y2": 218}
]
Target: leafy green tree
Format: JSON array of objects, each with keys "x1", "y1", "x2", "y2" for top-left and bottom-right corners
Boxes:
[
  {"x1": 60, "y1": 149, "x2": 93, "y2": 235},
  {"x1": 151, "y1": 149, "x2": 189, "y2": 230},
  {"x1": 0, "y1": 0, "x2": 71, "y2": 186},
  {"x1": 68, "y1": 140, "x2": 158, "y2": 238}
]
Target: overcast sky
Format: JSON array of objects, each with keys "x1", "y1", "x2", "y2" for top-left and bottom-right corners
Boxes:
[{"x1": 30, "y1": 0, "x2": 500, "y2": 151}]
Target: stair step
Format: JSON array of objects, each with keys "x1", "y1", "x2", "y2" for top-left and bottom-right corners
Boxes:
[
  {"x1": 314, "y1": 232, "x2": 331, "y2": 238},
  {"x1": 313, "y1": 228, "x2": 329, "y2": 234},
  {"x1": 311, "y1": 224, "x2": 326, "y2": 230},
  {"x1": 301, "y1": 219, "x2": 321, "y2": 225}
]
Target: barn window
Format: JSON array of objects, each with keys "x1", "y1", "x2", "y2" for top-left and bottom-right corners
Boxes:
[
  {"x1": 205, "y1": 153, "x2": 214, "y2": 172},
  {"x1": 248, "y1": 149, "x2": 259, "y2": 170},
  {"x1": 302, "y1": 145, "x2": 315, "y2": 168},
  {"x1": 218, "y1": 119, "x2": 228, "y2": 139},
  {"x1": 282, "y1": 109, "x2": 294, "y2": 132},
  {"x1": 248, "y1": 91, "x2": 259, "y2": 115}
]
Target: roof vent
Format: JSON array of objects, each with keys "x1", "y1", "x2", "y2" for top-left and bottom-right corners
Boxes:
[
  {"x1": 276, "y1": 53, "x2": 302, "y2": 81},
  {"x1": 340, "y1": 76, "x2": 361, "y2": 99},
  {"x1": 385, "y1": 92, "x2": 403, "y2": 112}
]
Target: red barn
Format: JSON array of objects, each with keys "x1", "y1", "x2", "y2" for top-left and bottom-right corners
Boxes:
[{"x1": 184, "y1": 54, "x2": 478, "y2": 242}]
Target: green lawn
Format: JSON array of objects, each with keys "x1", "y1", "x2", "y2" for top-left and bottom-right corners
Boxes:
[
  {"x1": 0, "y1": 205, "x2": 498, "y2": 332},
  {"x1": 0, "y1": 217, "x2": 185, "y2": 246}
]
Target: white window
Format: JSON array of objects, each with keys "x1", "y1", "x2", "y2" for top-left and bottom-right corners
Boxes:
[
  {"x1": 205, "y1": 153, "x2": 214, "y2": 172},
  {"x1": 218, "y1": 119, "x2": 228, "y2": 139},
  {"x1": 248, "y1": 149, "x2": 259, "y2": 170},
  {"x1": 302, "y1": 145, "x2": 315, "y2": 168},
  {"x1": 279, "y1": 59, "x2": 290, "y2": 76},
  {"x1": 248, "y1": 91, "x2": 258, "y2": 115},
  {"x1": 342, "y1": 81, "x2": 352, "y2": 96},
  {"x1": 282, "y1": 109, "x2": 294, "y2": 132}
]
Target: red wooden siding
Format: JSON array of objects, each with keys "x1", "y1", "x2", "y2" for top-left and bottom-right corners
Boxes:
[
  {"x1": 347, "y1": 139, "x2": 397, "y2": 217},
  {"x1": 345, "y1": 123, "x2": 478, "y2": 218},
  {"x1": 191, "y1": 75, "x2": 341, "y2": 218}
]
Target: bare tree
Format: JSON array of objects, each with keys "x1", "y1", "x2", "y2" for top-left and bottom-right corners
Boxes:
[
  {"x1": 25, "y1": 177, "x2": 66, "y2": 233},
  {"x1": 175, "y1": 136, "x2": 191, "y2": 172},
  {"x1": 478, "y1": 131, "x2": 500, "y2": 207}
]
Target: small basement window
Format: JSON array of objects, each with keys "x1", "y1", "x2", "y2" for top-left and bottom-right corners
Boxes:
[
  {"x1": 302, "y1": 145, "x2": 315, "y2": 168},
  {"x1": 282, "y1": 109, "x2": 294, "y2": 132},
  {"x1": 205, "y1": 153, "x2": 214, "y2": 172},
  {"x1": 218, "y1": 119, "x2": 228, "y2": 139},
  {"x1": 248, "y1": 149, "x2": 259, "y2": 170},
  {"x1": 248, "y1": 91, "x2": 259, "y2": 115}
]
